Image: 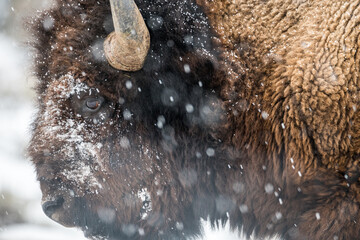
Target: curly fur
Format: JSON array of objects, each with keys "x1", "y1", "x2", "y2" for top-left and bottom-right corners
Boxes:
[{"x1": 28, "y1": 0, "x2": 360, "y2": 239}]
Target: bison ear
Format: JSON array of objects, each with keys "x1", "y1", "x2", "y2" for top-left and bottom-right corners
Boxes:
[{"x1": 104, "y1": 0, "x2": 150, "y2": 72}]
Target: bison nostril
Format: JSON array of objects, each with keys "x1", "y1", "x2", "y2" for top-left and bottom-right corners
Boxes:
[{"x1": 42, "y1": 197, "x2": 64, "y2": 218}]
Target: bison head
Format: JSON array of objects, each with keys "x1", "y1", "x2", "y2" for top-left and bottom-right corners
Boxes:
[{"x1": 28, "y1": 0, "x2": 226, "y2": 239}]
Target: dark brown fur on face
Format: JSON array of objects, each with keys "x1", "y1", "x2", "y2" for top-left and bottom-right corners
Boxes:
[{"x1": 28, "y1": 0, "x2": 360, "y2": 239}]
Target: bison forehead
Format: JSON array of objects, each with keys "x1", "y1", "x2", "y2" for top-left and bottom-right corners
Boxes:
[
  {"x1": 40, "y1": 74, "x2": 102, "y2": 155},
  {"x1": 32, "y1": 74, "x2": 107, "y2": 193},
  {"x1": 31, "y1": 72, "x2": 174, "y2": 194}
]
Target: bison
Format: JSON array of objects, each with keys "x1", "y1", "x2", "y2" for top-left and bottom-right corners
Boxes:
[{"x1": 28, "y1": 0, "x2": 360, "y2": 239}]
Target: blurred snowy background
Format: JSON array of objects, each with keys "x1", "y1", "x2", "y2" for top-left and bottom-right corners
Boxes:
[
  {"x1": 0, "y1": 1, "x2": 276, "y2": 240},
  {"x1": 0, "y1": 0, "x2": 87, "y2": 239}
]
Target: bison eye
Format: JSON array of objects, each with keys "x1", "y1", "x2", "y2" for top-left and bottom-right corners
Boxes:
[
  {"x1": 85, "y1": 98, "x2": 102, "y2": 111},
  {"x1": 71, "y1": 92, "x2": 114, "y2": 123}
]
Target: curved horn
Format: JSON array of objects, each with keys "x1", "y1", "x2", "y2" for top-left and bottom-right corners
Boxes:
[{"x1": 104, "y1": 0, "x2": 150, "y2": 71}]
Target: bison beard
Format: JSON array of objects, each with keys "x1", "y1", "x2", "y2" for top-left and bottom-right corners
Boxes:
[{"x1": 28, "y1": 0, "x2": 360, "y2": 240}]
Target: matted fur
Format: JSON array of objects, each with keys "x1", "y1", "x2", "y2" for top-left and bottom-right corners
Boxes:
[{"x1": 28, "y1": 0, "x2": 360, "y2": 239}]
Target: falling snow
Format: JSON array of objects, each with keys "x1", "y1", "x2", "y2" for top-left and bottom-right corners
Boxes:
[
  {"x1": 137, "y1": 188, "x2": 152, "y2": 220},
  {"x1": 206, "y1": 147, "x2": 215, "y2": 157}
]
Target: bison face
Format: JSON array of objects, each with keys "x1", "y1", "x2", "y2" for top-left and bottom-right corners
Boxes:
[
  {"x1": 28, "y1": 72, "x2": 191, "y2": 238},
  {"x1": 28, "y1": 0, "x2": 220, "y2": 238},
  {"x1": 28, "y1": 71, "x2": 199, "y2": 238}
]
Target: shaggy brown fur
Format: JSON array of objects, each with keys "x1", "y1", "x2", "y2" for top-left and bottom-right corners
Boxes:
[{"x1": 28, "y1": 0, "x2": 360, "y2": 239}]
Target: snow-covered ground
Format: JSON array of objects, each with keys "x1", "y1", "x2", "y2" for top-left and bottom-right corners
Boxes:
[{"x1": 0, "y1": 2, "x2": 278, "y2": 240}]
